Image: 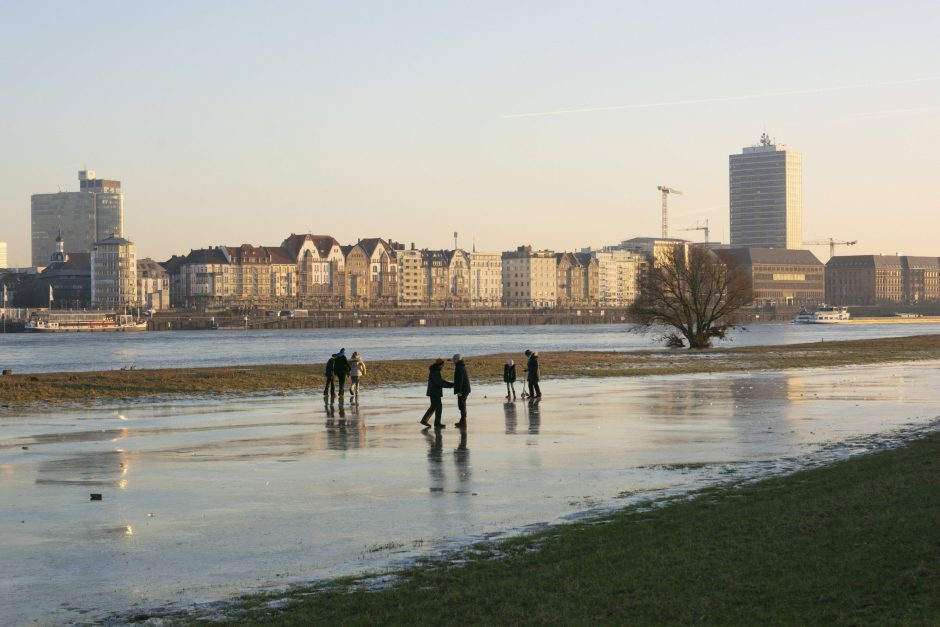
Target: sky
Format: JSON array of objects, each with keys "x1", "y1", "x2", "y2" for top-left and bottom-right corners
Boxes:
[{"x1": 1, "y1": 1, "x2": 939, "y2": 266}]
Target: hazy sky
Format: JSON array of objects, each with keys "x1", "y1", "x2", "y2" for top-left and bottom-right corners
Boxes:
[{"x1": 2, "y1": 1, "x2": 938, "y2": 266}]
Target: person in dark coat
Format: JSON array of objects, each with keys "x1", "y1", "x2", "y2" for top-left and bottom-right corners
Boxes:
[
  {"x1": 452, "y1": 354, "x2": 471, "y2": 429},
  {"x1": 503, "y1": 358, "x2": 517, "y2": 400},
  {"x1": 420, "y1": 358, "x2": 453, "y2": 429},
  {"x1": 323, "y1": 353, "x2": 336, "y2": 397},
  {"x1": 524, "y1": 349, "x2": 541, "y2": 398},
  {"x1": 333, "y1": 348, "x2": 351, "y2": 398}
]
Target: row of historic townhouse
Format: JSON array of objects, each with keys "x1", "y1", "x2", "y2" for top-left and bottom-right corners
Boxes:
[{"x1": 159, "y1": 235, "x2": 650, "y2": 311}]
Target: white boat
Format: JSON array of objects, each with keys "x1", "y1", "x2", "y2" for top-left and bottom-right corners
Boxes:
[
  {"x1": 25, "y1": 311, "x2": 148, "y2": 332},
  {"x1": 793, "y1": 305, "x2": 851, "y2": 324}
]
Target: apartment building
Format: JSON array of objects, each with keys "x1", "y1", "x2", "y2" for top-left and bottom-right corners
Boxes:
[
  {"x1": 282, "y1": 233, "x2": 345, "y2": 307},
  {"x1": 469, "y1": 251, "x2": 502, "y2": 308},
  {"x1": 344, "y1": 238, "x2": 398, "y2": 308},
  {"x1": 555, "y1": 252, "x2": 598, "y2": 306},
  {"x1": 137, "y1": 258, "x2": 170, "y2": 311},
  {"x1": 91, "y1": 235, "x2": 137, "y2": 310},
  {"x1": 502, "y1": 245, "x2": 557, "y2": 308}
]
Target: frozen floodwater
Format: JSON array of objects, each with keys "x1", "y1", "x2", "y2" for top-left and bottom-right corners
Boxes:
[{"x1": 2, "y1": 361, "x2": 940, "y2": 625}]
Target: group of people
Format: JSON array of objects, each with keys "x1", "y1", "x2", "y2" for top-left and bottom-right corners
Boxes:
[
  {"x1": 323, "y1": 348, "x2": 368, "y2": 402},
  {"x1": 420, "y1": 349, "x2": 541, "y2": 431},
  {"x1": 320, "y1": 345, "x2": 541, "y2": 429}
]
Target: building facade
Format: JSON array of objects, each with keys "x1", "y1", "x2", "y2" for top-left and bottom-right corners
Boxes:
[
  {"x1": 137, "y1": 258, "x2": 170, "y2": 311},
  {"x1": 716, "y1": 248, "x2": 824, "y2": 308},
  {"x1": 0, "y1": 242, "x2": 7, "y2": 268},
  {"x1": 585, "y1": 249, "x2": 645, "y2": 307},
  {"x1": 31, "y1": 170, "x2": 124, "y2": 266},
  {"x1": 222, "y1": 244, "x2": 296, "y2": 306},
  {"x1": 343, "y1": 238, "x2": 398, "y2": 308},
  {"x1": 39, "y1": 235, "x2": 91, "y2": 309},
  {"x1": 177, "y1": 248, "x2": 231, "y2": 309},
  {"x1": 469, "y1": 251, "x2": 503, "y2": 308},
  {"x1": 282, "y1": 233, "x2": 345, "y2": 307},
  {"x1": 729, "y1": 134, "x2": 802, "y2": 249},
  {"x1": 901, "y1": 256, "x2": 940, "y2": 304},
  {"x1": 501, "y1": 246, "x2": 557, "y2": 308},
  {"x1": 555, "y1": 252, "x2": 599, "y2": 306},
  {"x1": 825, "y1": 255, "x2": 904, "y2": 306},
  {"x1": 91, "y1": 235, "x2": 137, "y2": 310}
]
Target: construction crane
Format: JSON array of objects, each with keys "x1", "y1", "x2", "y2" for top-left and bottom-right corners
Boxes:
[
  {"x1": 657, "y1": 186, "x2": 683, "y2": 238},
  {"x1": 679, "y1": 219, "x2": 710, "y2": 243},
  {"x1": 804, "y1": 238, "x2": 858, "y2": 258}
]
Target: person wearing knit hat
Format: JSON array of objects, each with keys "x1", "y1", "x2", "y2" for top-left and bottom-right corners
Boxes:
[
  {"x1": 503, "y1": 358, "x2": 517, "y2": 400},
  {"x1": 452, "y1": 354, "x2": 471, "y2": 429},
  {"x1": 420, "y1": 358, "x2": 453, "y2": 429}
]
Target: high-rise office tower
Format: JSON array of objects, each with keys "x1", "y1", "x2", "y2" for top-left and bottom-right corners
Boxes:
[
  {"x1": 0, "y1": 241, "x2": 7, "y2": 268},
  {"x1": 30, "y1": 170, "x2": 124, "y2": 266},
  {"x1": 729, "y1": 134, "x2": 802, "y2": 249}
]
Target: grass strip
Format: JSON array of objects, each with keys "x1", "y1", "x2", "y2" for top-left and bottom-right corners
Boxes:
[
  {"x1": 202, "y1": 430, "x2": 940, "y2": 626},
  {"x1": 4, "y1": 334, "x2": 940, "y2": 407}
]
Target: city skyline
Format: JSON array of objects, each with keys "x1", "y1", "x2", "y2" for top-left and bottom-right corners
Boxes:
[{"x1": 2, "y1": 2, "x2": 939, "y2": 266}]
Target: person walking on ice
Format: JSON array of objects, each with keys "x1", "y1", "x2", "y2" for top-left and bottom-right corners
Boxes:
[
  {"x1": 349, "y1": 351, "x2": 367, "y2": 402},
  {"x1": 524, "y1": 349, "x2": 541, "y2": 398},
  {"x1": 333, "y1": 348, "x2": 351, "y2": 399},
  {"x1": 452, "y1": 354, "x2": 471, "y2": 429},
  {"x1": 503, "y1": 359, "x2": 516, "y2": 400},
  {"x1": 323, "y1": 353, "x2": 336, "y2": 398},
  {"x1": 420, "y1": 358, "x2": 453, "y2": 430}
]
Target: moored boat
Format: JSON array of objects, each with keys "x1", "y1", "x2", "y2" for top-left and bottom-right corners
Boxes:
[
  {"x1": 793, "y1": 305, "x2": 850, "y2": 324},
  {"x1": 25, "y1": 311, "x2": 148, "y2": 332}
]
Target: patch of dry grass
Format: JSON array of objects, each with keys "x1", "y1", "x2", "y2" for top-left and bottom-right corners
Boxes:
[{"x1": 3, "y1": 334, "x2": 940, "y2": 409}]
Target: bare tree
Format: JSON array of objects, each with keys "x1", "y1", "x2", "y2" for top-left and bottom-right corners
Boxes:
[{"x1": 631, "y1": 245, "x2": 753, "y2": 349}]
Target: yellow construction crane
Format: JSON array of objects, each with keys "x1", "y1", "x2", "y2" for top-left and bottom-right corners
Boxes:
[
  {"x1": 679, "y1": 219, "x2": 710, "y2": 243},
  {"x1": 657, "y1": 185, "x2": 682, "y2": 238},
  {"x1": 804, "y1": 238, "x2": 858, "y2": 258}
]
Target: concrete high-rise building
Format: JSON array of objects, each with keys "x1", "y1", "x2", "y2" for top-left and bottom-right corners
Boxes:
[
  {"x1": 729, "y1": 134, "x2": 802, "y2": 249},
  {"x1": 31, "y1": 170, "x2": 124, "y2": 266},
  {"x1": 0, "y1": 241, "x2": 7, "y2": 268}
]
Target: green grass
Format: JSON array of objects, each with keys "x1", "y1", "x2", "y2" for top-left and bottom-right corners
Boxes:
[
  {"x1": 5, "y1": 334, "x2": 940, "y2": 408},
  {"x1": 195, "y1": 431, "x2": 940, "y2": 626}
]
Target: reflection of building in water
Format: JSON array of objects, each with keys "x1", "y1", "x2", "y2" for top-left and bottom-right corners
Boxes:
[
  {"x1": 35, "y1": 448, "x2": 131, "y2": 490},
  {"x1": 726, "y1": 372, "x2": 805, "y2": 442},
  {"x1": 525, "y1": 398, "x2": 541, "y2": 434},
  {"x1": 503, "y1": 402, "x2": 517, "y2": 434}
]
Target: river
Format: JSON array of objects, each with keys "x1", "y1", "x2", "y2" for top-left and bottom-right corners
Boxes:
[{"x1": 2, "y1": 322, "x2": 940, "y2": 373}]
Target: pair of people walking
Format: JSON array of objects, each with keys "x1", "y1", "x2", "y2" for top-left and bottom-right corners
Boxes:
[
  {"x1": 420, "y1": 354, "x2": 471, "y2": 430},
  {"x1": 323, "y1": 348, "x2": 367, "y2": 401}
]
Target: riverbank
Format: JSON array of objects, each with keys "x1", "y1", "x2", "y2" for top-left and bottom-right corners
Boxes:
[
  {"x1": 192, "y1": 428, "x2": 940, "y2": 625},
  {"x1": 2, "y1": 334, "x2": 940, "y2": 407}
]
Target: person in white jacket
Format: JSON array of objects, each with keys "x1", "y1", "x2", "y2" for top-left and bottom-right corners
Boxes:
[{"x1": 349, "y1": 351, "x2": 367, "y2": 401}]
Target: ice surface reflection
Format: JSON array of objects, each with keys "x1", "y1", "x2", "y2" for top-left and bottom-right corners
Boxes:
[{"x1": 1, "y1": 361, "x2": 939, "y2": 625}]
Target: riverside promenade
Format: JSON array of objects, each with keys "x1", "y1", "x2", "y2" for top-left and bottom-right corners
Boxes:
[{"x1": 2, "y1": 360, "x2": 939, "y2": 624}]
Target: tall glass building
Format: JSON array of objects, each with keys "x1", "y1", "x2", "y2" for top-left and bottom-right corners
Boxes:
[
  {"x1": 729, "y1": 134, "x2": 802, "y2": 249},
  {"x1": 30, "y1": 170, "x2": 124, "y2": 266}
]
